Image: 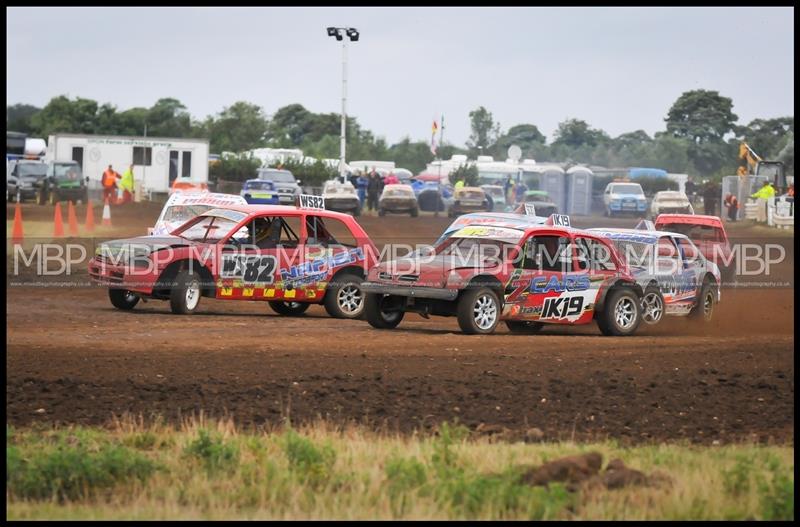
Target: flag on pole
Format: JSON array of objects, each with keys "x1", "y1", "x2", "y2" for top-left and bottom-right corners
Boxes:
[{"x1": 430, "y1": 120, "x2": 439, "y2": 156}]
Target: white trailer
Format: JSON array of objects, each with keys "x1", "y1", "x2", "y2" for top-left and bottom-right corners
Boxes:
[{"x1": 45, "y1": 133, "x2": 209, "y2": 197}]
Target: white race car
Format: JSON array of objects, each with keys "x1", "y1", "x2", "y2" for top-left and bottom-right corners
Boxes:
[
  {"x1": 589, "y1": 223, "x2": 721, "y2": 325},
  {"x1": 149, "y1": 191, "x2": 247, "y2": 236}
]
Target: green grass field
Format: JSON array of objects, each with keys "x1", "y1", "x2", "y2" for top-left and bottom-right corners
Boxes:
[{"x1": 5, "y1": 418, "x2": 794, "y2": 520}]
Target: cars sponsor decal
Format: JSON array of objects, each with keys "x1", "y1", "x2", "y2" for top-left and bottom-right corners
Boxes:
[
  {"x1": 451, "y1": 225, "x2": 524, "y2": 241},
  {"x1": 279, "y1": 247, "x2": 364, "y2": 287},
  {"x1": 529, "y1": 275, "x2": 591, "y2": 293}
]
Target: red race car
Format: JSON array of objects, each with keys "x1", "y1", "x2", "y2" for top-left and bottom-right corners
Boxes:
[
  {"x1": 654, "y1": 214, "x2": 734, "y2": 281},
  {"x1": 361, "y1": 214, "x2": 645, "y2": 336},
  {"x1": 89, "y1": 198, "x2": 378, "y2": 319}
]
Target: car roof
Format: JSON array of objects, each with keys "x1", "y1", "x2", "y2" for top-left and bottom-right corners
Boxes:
[
  {"x1": 588, "y1": 227, "x2": 688, "y2": 243},
  {"x1": 213, "y1": 204, "x2": 357, "y2": 221},
  {"x1": 655, "y1": 214, "x2": 723, "y2": 227}
]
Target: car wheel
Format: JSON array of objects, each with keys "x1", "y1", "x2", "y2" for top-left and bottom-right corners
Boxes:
[
  {"x1": 108, "y1": 288, "x2": 140, "y2": 310},
  {"x1": 505, "y1": 320, "x2": 544, "y2": 334},
  {"x1": 410, "y1": 207, "x2": 419, "y2": 217},
  {"x1": 597, "y1": 286, "x2": 641, "y2": 336},
  {"x1": 688, "y1": 280, "x2": 715, "y2": 323},
  {"x1": 364, "y1": 293, "x2": 405, "y2": 329},
  {"x1": 641, "y1": 284, "x2": 665, "y2": 325},
  {"x1": 378, "y1": 208, "x2": 386, "y2": 217},
  {"x1": 170, "y1": 269, "x2": 202, "y2": 314},
  {"x1": 269, "y1": 301, "x2": 310, "y2": 316},
  {"x1": 457, "y1": 287, "x2": 500, "y2": 335},
  {"x1": 324, "y1": 272, "x2": 365, "y2": 319},
  {"x1": 353, "y1": 207, "x2": 360, "y2": 217}
]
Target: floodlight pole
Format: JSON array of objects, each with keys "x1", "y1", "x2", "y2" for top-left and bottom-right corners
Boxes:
[{"x1": 340, "y1": 37, "x2": 348, "y2": 184}]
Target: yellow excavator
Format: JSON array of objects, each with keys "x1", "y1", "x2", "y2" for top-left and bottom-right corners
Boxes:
[{"x1": 737, "y1": 142, "x2": 788, "y2": 193}]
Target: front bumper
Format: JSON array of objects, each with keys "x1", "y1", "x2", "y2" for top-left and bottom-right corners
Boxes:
[
  {"x1": 361, "y1": 281, "x2": 459, "y2": 301},
  {"x1": 278, "y1": 193, "x2": 298, "y2": 205},
  {"x1": 88, "y1": 257, "x2": 156, "y2": 294},
  {"x1": 244, "y1": 195, "x2": 280, "y2": 205}
]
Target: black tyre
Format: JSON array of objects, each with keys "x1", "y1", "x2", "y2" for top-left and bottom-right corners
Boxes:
[
  {"x1": 324, "y1": 272, "x2": 365, "y2": 319},
  {"x1": 353, "y1": 207, "x2": 360, "y2": 217},
  {"x1": 108, "y1": 288, "x2": 140, "y2": 310},
  {"x1": 269, "y1": 301, "x2": 310, "y2": 316},
  {"x1": 410, "y1": 207, "x2": 419, "y2": 217},
  {"x1": 640, "y1": 284, "x2": 665, "y2": 325},
  {"x1": 688, "y1": 280, "x2": 715, "y2": 323},
  {"x1": 364, "y1": 293, "x2": 405, "y2": 329},
  {"x1": 457, "y1": 287, "x2": 501, "y2": 335},
  {"x1": 505, "y1": 320, "x2": 544, "y2": 334},
  {"x1": 378, "y1": 208, "x2": 386, "y2": 217},
  {"x1": 597, "y1": 287, "x2": 641, "y2": 336},
  {"x1": 170, "y1": 269, "x2": 202, "y2": 314}
]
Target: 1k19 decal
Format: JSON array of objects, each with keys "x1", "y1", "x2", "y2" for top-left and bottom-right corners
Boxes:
[{"x1": 541, "y1": 295, "x2": 584, "y2": 320}]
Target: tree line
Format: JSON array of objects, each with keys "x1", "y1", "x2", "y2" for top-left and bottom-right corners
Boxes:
[{"x1": 7, "y1": 90, "x2": 793, "y2": 180}]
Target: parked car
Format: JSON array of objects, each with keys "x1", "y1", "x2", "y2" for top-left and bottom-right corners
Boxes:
[
  {"x1": 448, "y1": 186, "x2": 491, "y2": 217},
  {"x1": 654, "y1": 214, "x2": 734, "y2": 282},
  {"x1": 603, "y1": 181, "x2": 648, "y2": 217},
  {"x1": 589, "y1": 226, "x2": 721, "y2": 325},
  {"x1": 7, "y1": 159, "x2": 47, "y2": 202},
  {"x1": 649, "y1": 191, "x2": 694, "y2": 219},
  {"x1": 520, "y1": 190, "x2": 558, "y2": 217},
  {"x1": 416, "y1": 181, "x2": 453, "y2": 212},
  {"x1": 149, "y1": 192, "x2": 248, "y2": 236},
  {"x1": 322, "y1": 180, "x2": 361, "y2": 216},
  {"x1": 257, "y1": 168, "x2": 301, "y2": 205},
  {"x1": 481, "y1": 184, "x2": 508, "y2": 211},
  {"x1": 36, "y1": 160, "x2": 89, "y2": 205},
  {"x1": 361, "y1": 214, "x2": 645, "y2": 336},
  {"x1": 379, "y1": 184, "x2": 419, "y2": 217},
  {"x1": 241, "y1": 179, "x2": 280, "y2": 205}
]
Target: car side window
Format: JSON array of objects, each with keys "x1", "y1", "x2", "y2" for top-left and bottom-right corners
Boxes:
[
  {"x1": 575, "y1": 237, "x2": 617, "y2": 272},
  {"x1": 306, "y1": 216, "x2": 358, "y2": 248},
  {"x1": 677, "y1": 237, "x2": 700, "y2": 263},
  {"x1": 518, "y1": 235, "x2": 571, "y2": 272}
]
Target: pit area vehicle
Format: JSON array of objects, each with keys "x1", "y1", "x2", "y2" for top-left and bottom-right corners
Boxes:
[
  {"x1": 149, "y1": 192, "x2": 248, "y2": 236},
  {"x1": 7, "y1": 159, "x2": 47, "y2": 202},
  {"x1": 738, "y1": 142, "x2": 788, "y2": 194},
  {"x1": 480, "y1": 184, "x2": 508, "y2": 211},
  {"x1": 603, "y1": 181, "x2": 647, "y2": 217},
  {"x1": 589, "y1": 224, "x2": 721, "y2": 325},
  {"x1": 654, "y1": 214, "x2": 734, "y2": 282},
  {"x1": 378, "y1": 184, "x2": 419, "y2": 217},
  {"x1": 89, "y1": 198, "x2": 378, "y2": 320},
  {"x1": 257, "y1": 168, "x2": 302, "y2": 205},
  {"x1": 649, "y1": 190, "x2": 694, "y2": 218},
  {"x1": 322, "y1": 180, "x2": 361, "y2": 216},
  {"x1": 521, "y1": 190, "x2": 558, "y2": 217},
  {"x1": 240, "y1": 179, "x2": 280, "y2": 205},
  {"x1": 361, "y1": 214, "x2": 645, "y2": 336},
  {"x1": 448, "y1": 186, "x2": 492, "y2": 217},
  {"x1": 36, "y1": 160, "x2": 89, "y2": 205}
]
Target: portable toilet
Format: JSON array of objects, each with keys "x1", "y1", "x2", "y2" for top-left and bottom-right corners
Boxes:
[
  {"x1": 565, "y1": 166, "x2": 593, "y2": 215},
  {"x1": 518, "y1": 164, "x2": 566, "y2": 212}
]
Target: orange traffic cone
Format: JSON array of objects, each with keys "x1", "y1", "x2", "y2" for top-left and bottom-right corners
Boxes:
[
  {"x1": 67, "y1": 201, "x2": 79, "y2": 236},
  {"x1": 11, "y1": 201, "x2": 24, "y2": 245},
  {"x1": 53, "y1": 202, "x2": 65, "y2": 237},
  {"x1": 102, "y1": 198, "x2": 112, "y2": 227},
  {"x1": 85, "y1": 199, "x2": 95, "y2": 232}
]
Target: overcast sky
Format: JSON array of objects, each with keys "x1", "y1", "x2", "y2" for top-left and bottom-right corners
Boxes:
[{"x1": 7, "y1": 6, "x2": 795, "y2": 147}]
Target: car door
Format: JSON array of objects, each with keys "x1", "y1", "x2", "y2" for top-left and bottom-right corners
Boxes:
[
  {"x1": 571, "y1": 235, "x2": 619, "y2": 324},
  {"x1": 217, "y1": 214, "x2": 303, "y2": 301},
  {"x1": 672, "y1": 236, "x2": 702, "y2": 307},
  {"x1": 301, "y1": 214, "x2": 364, "y2": 300},
  {"x1": 503, "y1": 232, "x2": 583, "y2": 324}
]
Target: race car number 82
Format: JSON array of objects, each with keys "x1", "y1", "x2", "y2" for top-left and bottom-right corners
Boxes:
[{"x1": 221, "y1": 255, "x2": 276, "y2": 283}]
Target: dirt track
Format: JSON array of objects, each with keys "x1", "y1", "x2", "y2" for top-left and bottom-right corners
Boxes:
[{"x1": 6, "y1": 204, "x2": 795, "y2": 444}]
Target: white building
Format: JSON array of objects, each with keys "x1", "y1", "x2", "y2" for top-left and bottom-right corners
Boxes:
[{"x1": 45, "y1": 133, "x2": 209, "y2": 196}]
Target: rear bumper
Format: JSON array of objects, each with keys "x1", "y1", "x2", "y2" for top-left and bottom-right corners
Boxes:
[
  {"x1": 361, "y1": 281, "x2": 459, "y2": 301},
  {"x1": 326, "y1": 199, "x2": 360, "y2": 211}
]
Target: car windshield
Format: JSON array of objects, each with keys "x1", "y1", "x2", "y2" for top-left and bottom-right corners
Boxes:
[
  {"x1": 172, "y1": 209, "x2": 247, "y2": 242},
  {"x1": 526, "y1": 193, "x2": 552, "y2": 203},
  {"x1": 244, "y1": 181, "x2": 274, "y2": 190},
  {"x1": 383, "y1": 187, "x2": 412, "y2": 197},
  {"x1": 259, "y1": 170, "x2": 294, "y2": 183},
  {"x1": 458, "y1": 190, "x2": 484, "y2": 200},
  {"x1": 163, "y1": 204, "x2": 215, "y2": 223},
  {"x1": 658, "y1": 223, "x2": 723, "y2": 242},
  {"x1": 17, "y1": 163, "x2": 47, "y2": 177},
  {"x1": 612, "y1": 184, "x2": 644, "y2": 195},
  {"x1": 53, "y1": 164, "x2": 82, "y2": 179}
]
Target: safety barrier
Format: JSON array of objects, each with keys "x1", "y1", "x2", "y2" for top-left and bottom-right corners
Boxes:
[{"x1": 767, "y1": 196, "x2": 794, "y2": 230}]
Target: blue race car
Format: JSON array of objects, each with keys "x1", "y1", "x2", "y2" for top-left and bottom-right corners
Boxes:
[{"x1": 241, "y1": 179, "x2": 280, "y2": 205}]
